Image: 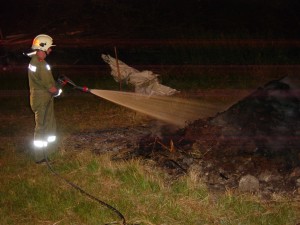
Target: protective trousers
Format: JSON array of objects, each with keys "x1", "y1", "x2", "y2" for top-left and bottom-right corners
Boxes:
[{"x1": 30, "y1": 94, "x2": 56, "y2": 162}]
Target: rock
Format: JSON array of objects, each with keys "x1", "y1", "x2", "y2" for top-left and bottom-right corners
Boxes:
[
  {"x1": 258, "y1": 170, "x2": 282, "y2": 182},
  {"x1": 290, "y1": 167, "x2": 300, "y2": 178},
  {"x1": 238, "y1": 174, "x2": 260, "y2": 192},
  {"x1": 296, "y1": 178, "x2": 300, "y2": 187},
  {"x1": 182, "y1": 157, "x2": 194, "y2": 165},
  {"x1": 258, "y1": 171, "x2": 273, "y2": 182}
]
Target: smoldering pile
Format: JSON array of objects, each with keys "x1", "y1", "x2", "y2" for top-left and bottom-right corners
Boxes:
[
  {"x1": 132, "y1": 76, "x2": 300, "y2": 194},
  {"x1": 175, "y1": 76, "x2": 300, "y2": 194},
  {"x1": 185, "y1": 76, "x2": 300, "y2": 162}
]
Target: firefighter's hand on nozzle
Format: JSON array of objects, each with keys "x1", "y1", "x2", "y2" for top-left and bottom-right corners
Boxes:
[{"x1": 54, "y1": 89, "x2": 62, "y2": 98}]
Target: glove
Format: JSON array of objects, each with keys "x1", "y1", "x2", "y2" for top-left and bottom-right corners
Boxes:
[{"x1": 54, "y1": 88, "x2": 62, "y2": 98}]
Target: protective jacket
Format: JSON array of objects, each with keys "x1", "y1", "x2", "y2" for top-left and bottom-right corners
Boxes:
[{"x1": 28, "y1": 54, "x2": 57, "y2": 160}]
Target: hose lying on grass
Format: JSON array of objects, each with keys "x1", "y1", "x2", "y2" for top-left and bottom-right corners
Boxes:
[{"x1": 42, "y1": 96, "x2": 127, "y2": 225}]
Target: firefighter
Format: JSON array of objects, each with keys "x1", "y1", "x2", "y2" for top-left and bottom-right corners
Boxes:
[{"x1": 28, "y1": 34, "x2": 62, "y2": 163}]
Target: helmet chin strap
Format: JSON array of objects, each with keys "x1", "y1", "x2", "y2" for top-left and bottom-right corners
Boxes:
[{"x1": 24, "y1": 50, "x2": 37, "y2": 57}]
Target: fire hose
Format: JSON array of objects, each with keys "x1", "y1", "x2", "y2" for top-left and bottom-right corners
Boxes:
[
  {"x1": 42, "y1": 76, "x2": 127, "y2": 225},
  {"x1": 57, "y1": 75, "x2": 90, "y2": 93}
]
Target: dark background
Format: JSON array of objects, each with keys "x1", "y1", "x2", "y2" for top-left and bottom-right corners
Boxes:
[
  {"x1": 1, "y1": 0, "x2": 300, "y2": 65},
  {"x1": 1, "y1": 0, "x2": 300, "y2": 38}
]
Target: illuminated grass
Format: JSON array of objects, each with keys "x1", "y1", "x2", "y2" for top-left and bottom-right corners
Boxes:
[{"x1": 1, "y1": 141, "x2": 299, "y2": 225}]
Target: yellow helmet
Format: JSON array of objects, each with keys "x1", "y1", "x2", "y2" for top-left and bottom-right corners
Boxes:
[{"x1": 31, "y1": 34, "x2": 55, "y2": 51}]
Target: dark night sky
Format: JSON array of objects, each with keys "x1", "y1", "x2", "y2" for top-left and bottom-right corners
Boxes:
[
  {"x1": 1, "y1": 0, "x2": 300, "y2": 66},
  {"x1": 1, "y1": 0, "x2": 300, "y2": 39}
]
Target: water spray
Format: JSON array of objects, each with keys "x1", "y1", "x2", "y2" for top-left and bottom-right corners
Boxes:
[{"x1": 58, "y1": 75, "x2": 226, "y2": 127}]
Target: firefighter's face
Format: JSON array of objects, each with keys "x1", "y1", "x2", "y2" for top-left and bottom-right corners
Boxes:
[
  {"x1": 46, "y1": 48, "x2": 52, "y2": 55},
  {"x1": 37, "y1": 48, "x2": 51, "y2": 60}
]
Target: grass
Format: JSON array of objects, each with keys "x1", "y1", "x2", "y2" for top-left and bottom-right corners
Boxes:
[
  {"x1": 1, "y1": 142, "x2": 299, "y2": 224},
  {"x1": 0, "y1": 72, "x2": 300, "y2": 224}
]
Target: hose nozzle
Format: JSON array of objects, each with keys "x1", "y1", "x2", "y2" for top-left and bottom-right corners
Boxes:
[{"x1": 57, "y1": 75, "x2": 90, "y2": 92}]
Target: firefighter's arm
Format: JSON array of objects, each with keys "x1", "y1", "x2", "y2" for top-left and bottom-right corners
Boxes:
[
  {"x1": 38, "y1": 64, "x2": 62, "y2": 97},
  {"x1": 49, "y1": 86, "x2": 62, "y2": 97}
]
